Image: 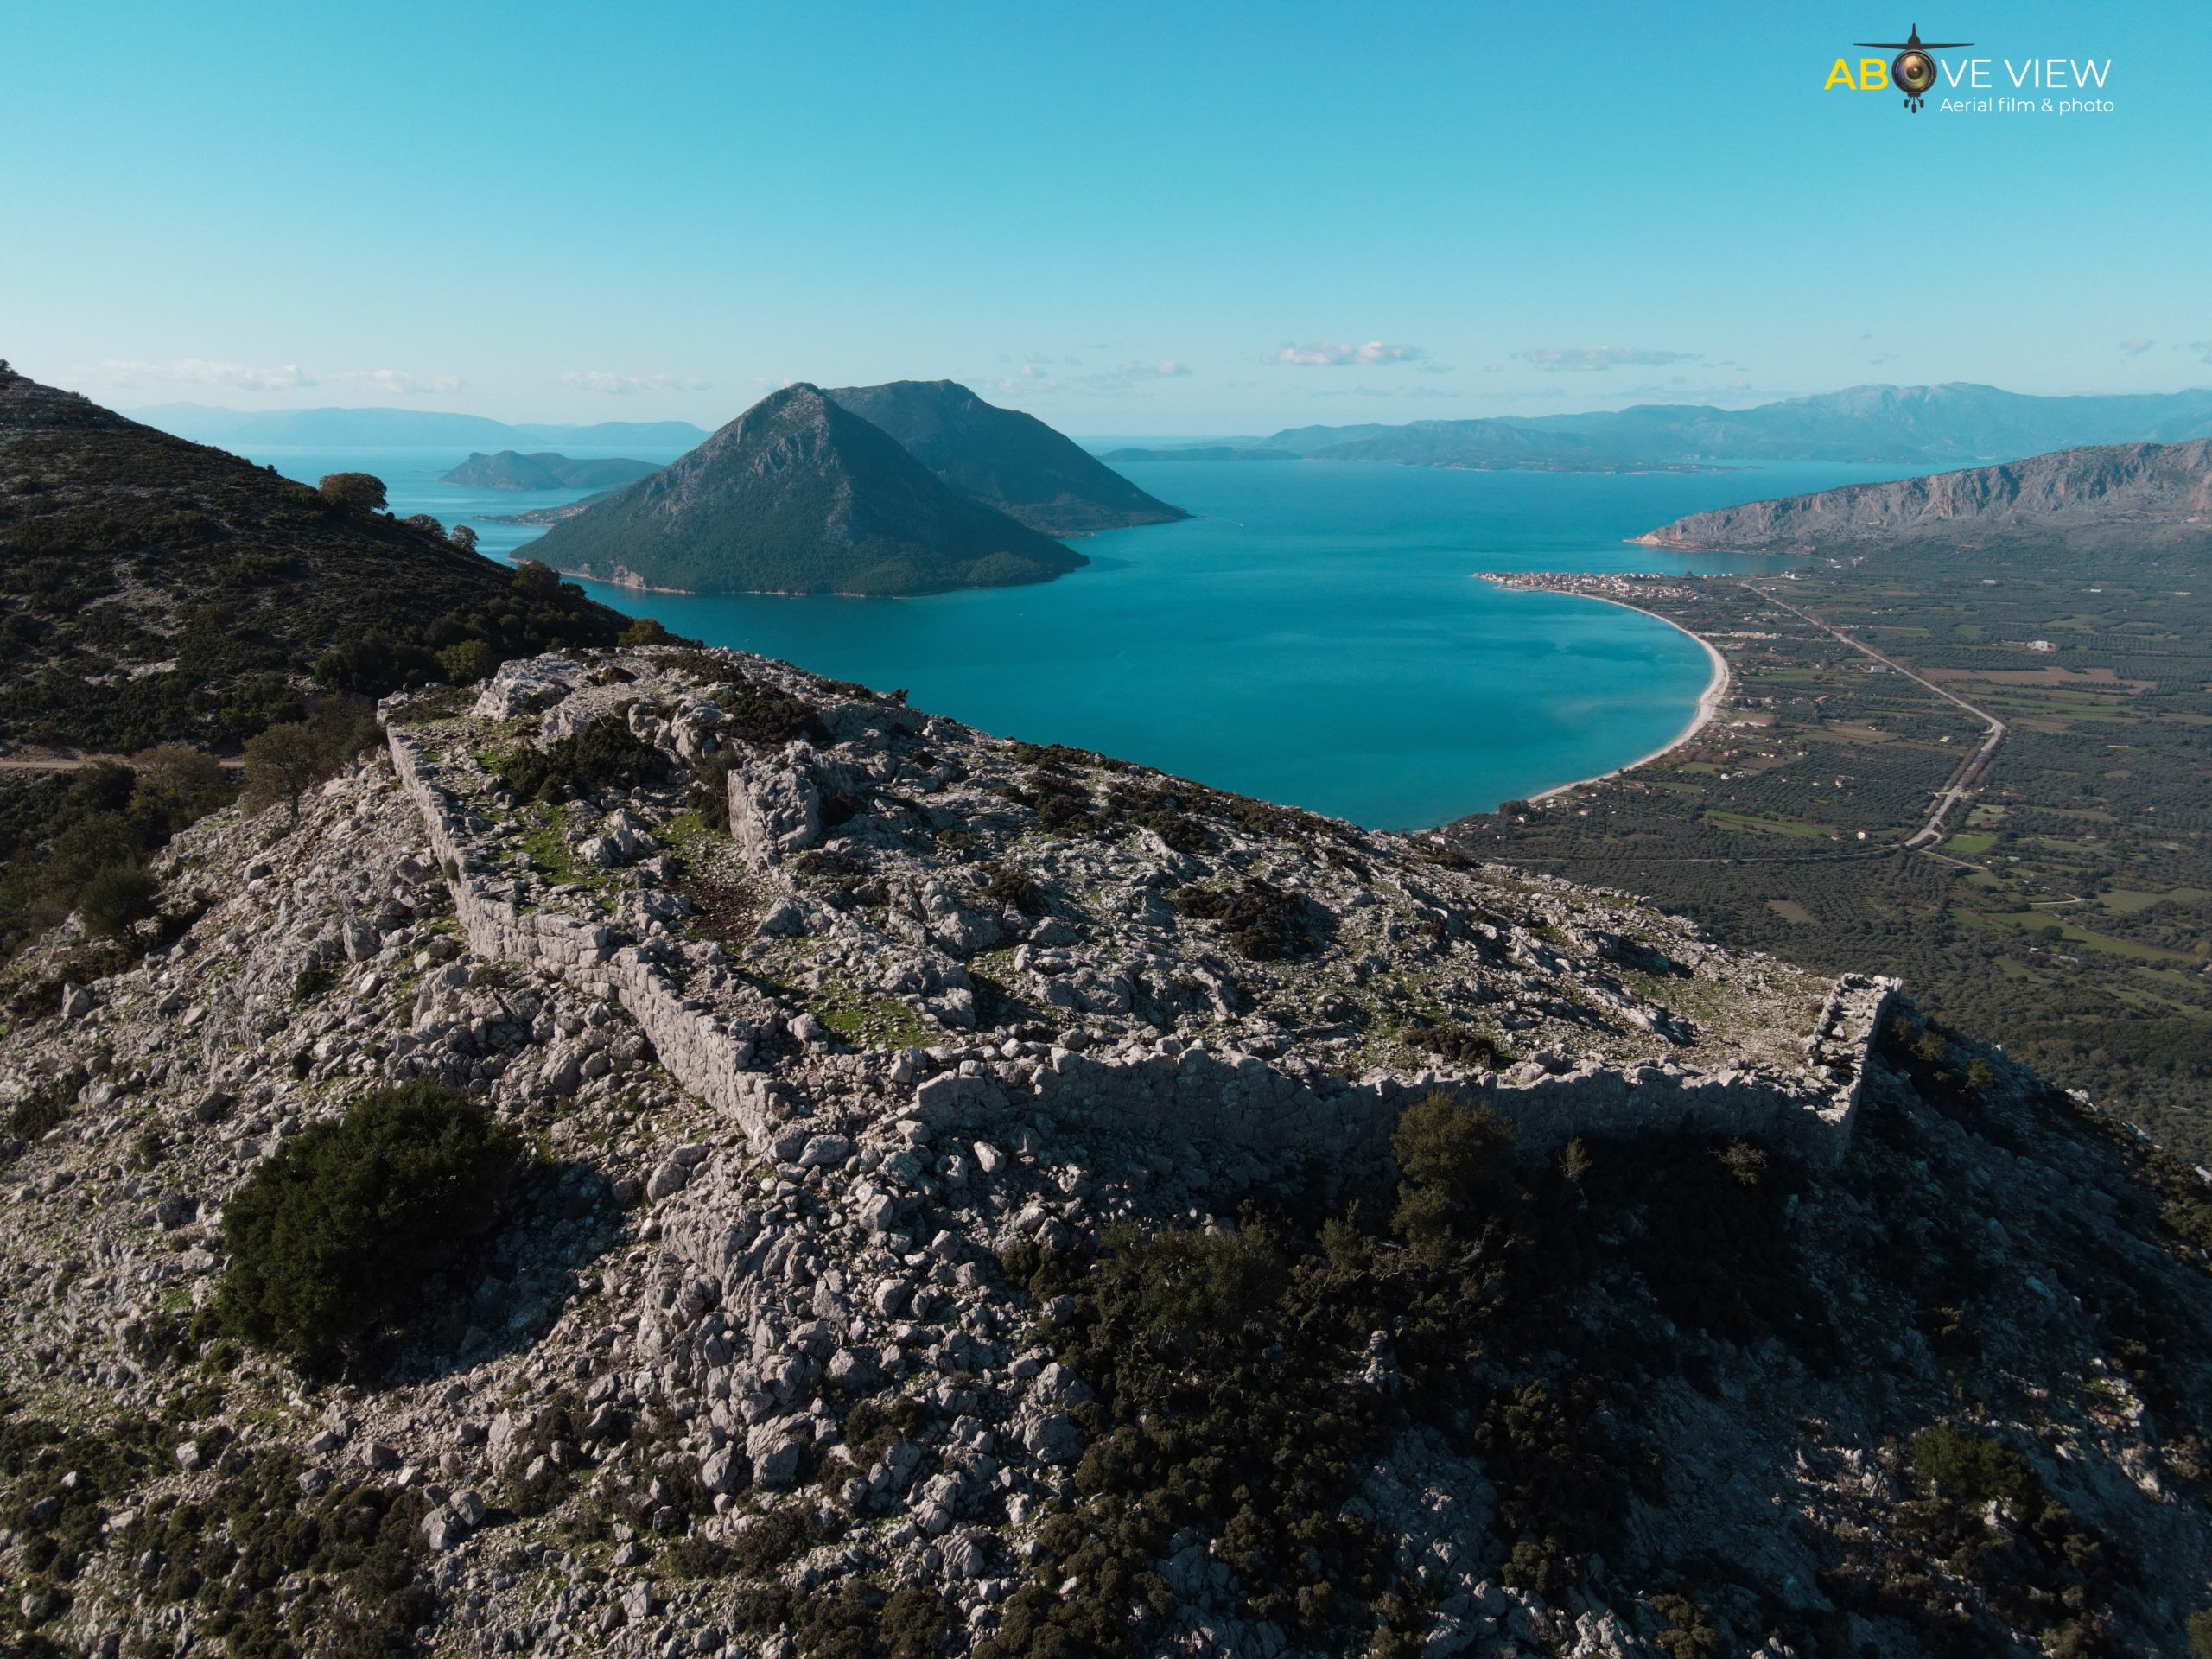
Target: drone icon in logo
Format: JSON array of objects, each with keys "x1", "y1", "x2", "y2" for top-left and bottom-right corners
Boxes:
[{"x1": 1857, "y1": 24, "x2": 1973, "y2": 111}]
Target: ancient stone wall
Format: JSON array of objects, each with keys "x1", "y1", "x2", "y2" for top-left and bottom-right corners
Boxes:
[{"x1": 390, "y1": 723, "x2": 1897, "y2": 1180}]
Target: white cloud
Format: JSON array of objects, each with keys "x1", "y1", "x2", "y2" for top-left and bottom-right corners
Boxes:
[
  {"x1": 90, "y1": 358, "x2": 316, "y2": 392},
  {"x1": 2189, "y1": 341, "x2": 2212, "y2": 364},
  {"x1": 1522, "y1": 346, "x2": 1700, "y2": 372},
  {"x1": 1078, "y1": 359, "x2": 1190, "y2": 391},
  {"x1": 1272, "y1": 340, "x2": 1425, "y2": 367},
  {"x1": 559, "y1": 370, "x2": 711, "y2": 395},
  {"x1": 985, "y1": 359, "x2": 1192, "y2": 397},
  {"x1": 2117, "y1": 337, "x2": 2154, "y2": 356},
  {"x1": 333, "y1": 368, "x2": 464, "y2": 397}
]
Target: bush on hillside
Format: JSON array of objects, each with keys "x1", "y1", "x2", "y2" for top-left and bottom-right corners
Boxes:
[
  {"x1": 1173, "y1": 877, "x2": 1320, "y2": 960},
  {"x1": 240, "y1": 695, "x2": 380, "y2": 818},
  {"x1": 218, "y1": 1081, "x2": 522, "y2": 1371},
  {"x1": 316, "y1": 472, "x2": 387, "y2": 512},
  {"x1": 493, "y1": 712, "x2": 666, "y2": 804},
  {"x1": 76, "y1": 863, "x2": 158, "y2": 938},
  {"x1": 1391, "y1": 1091, "x2": 1516, "y2": 1247}
]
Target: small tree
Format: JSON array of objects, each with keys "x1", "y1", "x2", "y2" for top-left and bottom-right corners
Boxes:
[
  {"x1": 1391, "y1": 1090, "x2": 1515, "y2": 1247},
  {"x1": 448, "y1": 523, "x2": 480, "y2": 554},
  {"x1": 130, "y1": 743, "x2": 233, "y2": 827},
  {"x1": 241, "y1": 721, "x2": 323, "y2": 818},
  {"x1": 402, "y1": 512, "x2": 446, "y2": 540},
  {"x1": 510, "y1": 559, "x2": 561, "y2": 599},
  {"x1": 438, "y1": 638, "x2": 500, "y2": 685},
  {"x1": 317, "y1": 472, "x2": 388, "y2": 512},
  {"x1": 219, "y1": 1081, "x2": 522, "y2": 1371},
  {"x1": 78, "y1": 863, "x2": 159, "y2": 938},
  {"x1": 618, "y1": 616, "x2": 671, "y2": 647}
]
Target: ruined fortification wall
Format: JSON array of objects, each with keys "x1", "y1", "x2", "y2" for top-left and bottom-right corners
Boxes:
[{"x1": 389, "y1": 723, "x2": 1896, "y2": 1179}]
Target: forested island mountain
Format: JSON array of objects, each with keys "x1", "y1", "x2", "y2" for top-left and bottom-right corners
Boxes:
[
  {"x1": 441, "y1": 450, "x2": 659, "y2": 491},
  {"x1": 5, "y1": 639, "x2": 2212, "y2": 1656},
  {"x1": 823, "y1": 379, "x2": 1186, "y2": 534},
  {"x1": 128, "y1": 403, "x2": 709, "y2": 451},
  {"x1": 524, "y1": 383, "x2": 1087, "y2": 595},
  {"x1": 0, "y1": 365, "x2": 641, "y2": 753},
  {"x1": 1262, "y1": 382, "x2": 2212, "y2": 470},
  {"x1": 1632, "y1": 438, "x2": 2212, "y2": 557}
]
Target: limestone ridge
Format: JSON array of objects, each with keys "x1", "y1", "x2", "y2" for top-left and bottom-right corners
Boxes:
[
  {"x1": 387, "y1": 661, "x2": 1895, "y2": 1179},
  {"x1": 519, "y1": 385, "x2": 1088, "y2": 596},
  {"x1": 823, "y1": 380, "x2": 1188, "y2": 535},
  {"x1": 10, "y1": 641, "x2": 2212, "y2": 1654},
  {"x1": 1634, "y1": 437, "x2": 2212, "y2": 555}
]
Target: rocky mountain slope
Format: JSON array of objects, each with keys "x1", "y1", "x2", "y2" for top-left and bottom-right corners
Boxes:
[
  {"x1": 524, "y1": 386, "x2": 1087, "y2": 597},
  {"x1": 4, "y1": 641, "x2": 2212, "y2": 1657},
  {"x1": 1633, "y1": 439, "x2": 2212, "y2": 557},
  {"x1": 1267, "y1": 383, "x2": 2212, "y2": 469},
  {"x1": 825, "y1": 382, "x2": 1185, "y2": 536},
  {"x1": 0, "y1": 365, "x2": 635, "y2": 751},
  {"x1": 442, "y1": 452, "x2": 660, "y2": 492}
]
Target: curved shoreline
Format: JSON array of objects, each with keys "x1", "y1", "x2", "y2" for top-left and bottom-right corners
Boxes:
[{"x1": 1474, "y1": 578, "x2": 1731, "y2": 804}]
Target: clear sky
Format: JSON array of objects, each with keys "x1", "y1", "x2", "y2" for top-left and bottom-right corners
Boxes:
[{"x1": 4, "y1": 1, "x2": 2206, "y2": 434}]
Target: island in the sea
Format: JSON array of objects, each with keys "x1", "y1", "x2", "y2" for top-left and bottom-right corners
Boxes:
[
  {"x1": 440, "y1": 451, "x2": 661, "y2": 491},
  {"x1": 520, "y1": 383, "x2": 1092, "y2": 596}
]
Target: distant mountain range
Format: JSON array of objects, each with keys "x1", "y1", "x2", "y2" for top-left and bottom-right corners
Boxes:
[
  {"x1": 1102, "y1": 445, "x2": 1298, "y2": 463},
  {"x1": 441, "y1": 451, "x2": 659, "y2": 491},
  {"x1": 824, "y1": 380, "x2": 1185, "y2": 535},
  {"x1": 125, "y1": 403, "x2": 710, "y2": 451},
  {"x1": 524, "y1": 384, "x2": 1089, "y2": 596},
  {"x1": 1634, "y1": 439, "x2": 2212, "y2": 557},
  {"x1": 1256, "y1": 384, "x2": 2212, "y2": 471}
]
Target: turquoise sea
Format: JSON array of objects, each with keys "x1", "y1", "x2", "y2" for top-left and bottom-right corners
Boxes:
[{"x1": 243, "y1": 446, "x2": 1913, "y2": 830}]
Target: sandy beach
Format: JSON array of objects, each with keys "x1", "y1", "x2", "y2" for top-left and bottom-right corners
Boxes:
[{"x1": 1509, "y1": 588, "x2": 1732, "y2": 803}]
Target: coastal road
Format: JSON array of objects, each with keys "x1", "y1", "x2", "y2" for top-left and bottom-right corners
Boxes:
[{"x1": 1741, "y1": 582, "x2": 2007, "y2": 851}]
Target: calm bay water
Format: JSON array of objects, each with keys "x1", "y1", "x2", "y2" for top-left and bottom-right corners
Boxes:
[{"x1": 245, "y1": 445, "x2": 1910, "y2": 829}]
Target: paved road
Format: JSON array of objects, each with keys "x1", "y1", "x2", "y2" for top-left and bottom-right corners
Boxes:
[{"x1": 1742, "y1": 582, "x2": 2008, "y2": 850}]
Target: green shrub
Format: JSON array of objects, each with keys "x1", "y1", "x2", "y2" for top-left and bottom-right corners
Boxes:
[
  {"x1": 2187, "y1": 1609, "x2": 2212, "y2": 1659},
  {"x1": 316, "y1": 472, "x2": 387, "y2": 512},
  {"x1": 718, "y1": 677, "x2": 823, "y2": 745},
  {"x1": 1910, "y1": 1423, "x2": 2045, "y2": 1519},
  {"x1": 1391, "y1": 1092, "x2": 1515, "y2": 1246},
  {"x1": 240, "y1": 696, "x2": 379, "y2": 817},
  {"x1": 1089, "y1": 1220, "x2": 1287, "y2": 1354},
  {"x1": 76, "y1": 862, "x2": 157, "y2": 937},
  {"x1": 218, "y1": 1081, "x2": 522, "y2": 1371},
  {"x1": 1172, "y1": 877, "x2": 1319, "y2": 959},
  {"x1": 437, "y1": 638, "x2": 500, "y2": 685},
  {"x1": 978, "y1": 861, "x2": 1042, "y2": 915},
  {"x1": 618, "y1": 616, "x2": 671, "y2": 647},
  {"x1": 493, "y1": 712, "x2": 665, "y2": 804}
]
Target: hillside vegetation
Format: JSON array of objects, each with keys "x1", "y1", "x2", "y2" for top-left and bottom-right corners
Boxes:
[{"x1": 0, "y1": 364, "x2": 641, "y2": 753}]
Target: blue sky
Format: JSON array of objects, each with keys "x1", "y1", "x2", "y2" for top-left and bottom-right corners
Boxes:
[{"x1": 4, "y1": 1, "x2": 2205, "y2": 433}]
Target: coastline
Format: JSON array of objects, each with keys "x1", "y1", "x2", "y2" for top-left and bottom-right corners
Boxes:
[{"x1": 1472, "y1": 575, "x2": 1731, "y2": 804}]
